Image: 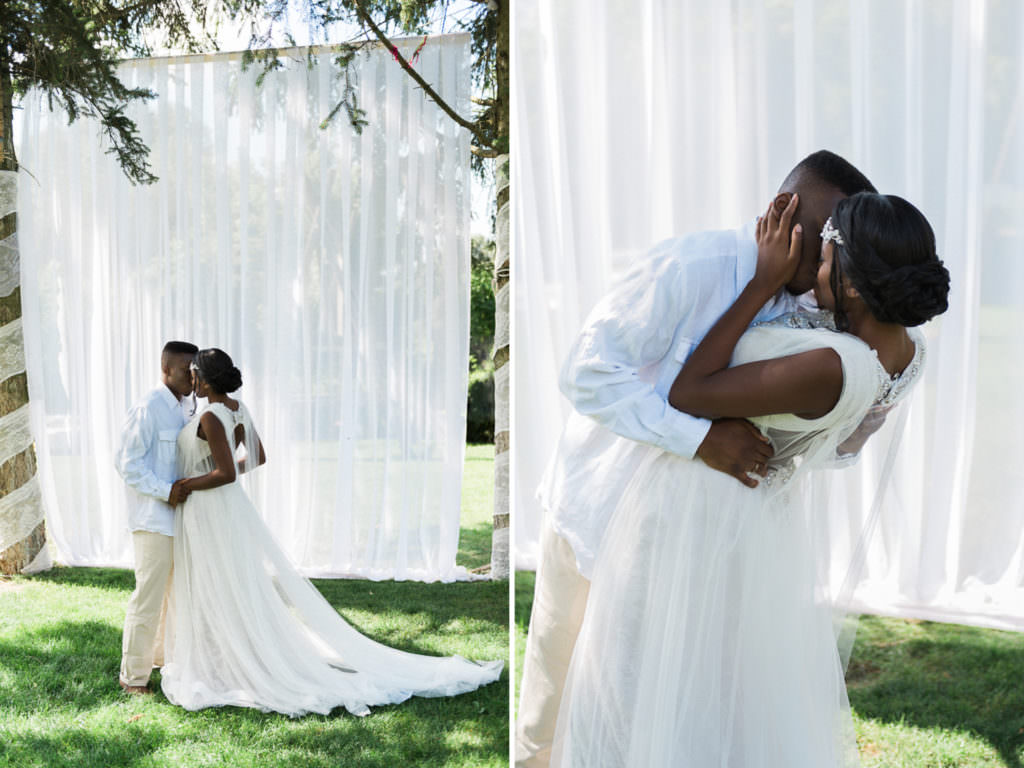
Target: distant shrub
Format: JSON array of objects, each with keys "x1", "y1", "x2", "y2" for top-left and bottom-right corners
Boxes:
[{"x1": 468, "y1": 235, "x2": 495, "y2": 443}]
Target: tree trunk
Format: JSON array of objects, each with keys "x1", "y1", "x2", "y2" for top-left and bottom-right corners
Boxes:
[
  {"x1": 0, "y1": 65, "x2": 48, "y2": 575},
  {"x1": 488, "y1": 0, "x2": 510, "y2": 580},
  {"x1": 490, "y1": 155, "x2": 509, "y2": 580}
]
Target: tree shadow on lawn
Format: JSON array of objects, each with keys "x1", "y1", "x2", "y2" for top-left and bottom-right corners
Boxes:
[
  {"x1": 26, "y1": 568, "x2": 507, "y2": 644},
  {"x1": 0, "y1": 727, "x2": 170, "y2": 768},
  {"x1": 0, "y1": 618, "x2": 506, "y2": 767},
  {"x1": 29, "y1": 566, "x2": 135, "y2": 592},
  {"x1": 255, "y1": 704, "x2": 508, "y2": 768},
  {"x1": 1, "y1": 687, "x2": 507, "y2": 768},
  {"x1": 0, "y1": 619, "x2": 126, "y2": 714},
  {"x1": 6, "y1": 569, "x2": 506, "y2": 701},
  {"x1": 311, "y1": 578, "x2": 508, "y2": 648},
  {"x1": 847, "y1": 617, "x2": 1024, "y2": 768}
]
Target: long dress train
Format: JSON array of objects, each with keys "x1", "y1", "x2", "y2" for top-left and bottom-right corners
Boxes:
[
  {"x1": 551, "y1": 322, "x2": 924, "y2": 767},
  {"x1": 160, "y1": 401, "x2": 502, "y2": 716}
]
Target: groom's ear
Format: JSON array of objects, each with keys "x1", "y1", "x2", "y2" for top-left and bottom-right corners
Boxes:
[{"x1": 772, "y1": 192, "x2": 794, "y2": 217}]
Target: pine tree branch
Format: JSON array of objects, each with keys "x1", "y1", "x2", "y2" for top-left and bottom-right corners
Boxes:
[
  {"x1": 350, "y1": 0, "x2": 483, "y2": 145},
  {"x1": 0, "y1": 62, "x2": 17, "y2": 172}
]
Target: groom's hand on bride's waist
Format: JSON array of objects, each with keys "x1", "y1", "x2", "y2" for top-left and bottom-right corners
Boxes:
[{"x1": 695, "y1": 419, "x2": 773, "y2": 488}]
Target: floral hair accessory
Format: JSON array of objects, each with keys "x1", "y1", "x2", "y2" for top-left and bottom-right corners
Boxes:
[{"x1": 821, "y1": 217, "x2": 844, "y2": 247}]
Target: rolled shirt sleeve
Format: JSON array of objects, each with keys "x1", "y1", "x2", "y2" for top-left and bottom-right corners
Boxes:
[
  {"x1": 115, "y1": 405, "x2": 173, "y2": 504},
  {"x1": 559, "y1": 241, "x2": 713, "y2": 459}
]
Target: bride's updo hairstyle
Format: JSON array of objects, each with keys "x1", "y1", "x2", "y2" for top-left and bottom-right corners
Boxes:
[
  {"x1": 192, "y1": 348, "x2": 243, "y2": 394},
  {"x1": 828, "y1": 192, "x2": 950, "y2": 332}
]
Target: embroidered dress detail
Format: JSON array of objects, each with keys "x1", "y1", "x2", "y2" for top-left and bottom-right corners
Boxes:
[
  {"x1": 873, "y1": 330, "x2": 926, "y2": 408},
  {"x1": 756, "y1": 313, "x2": 926, "y2": 411},
  {"x1": 755, "y1": 309, "x2": 836, "y2": 331}
]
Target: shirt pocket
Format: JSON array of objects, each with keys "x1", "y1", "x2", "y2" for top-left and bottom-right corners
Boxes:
[
  {"x1": 158, "y1": 429, "x2": 178, "y2": 464},
  {"x1": 672, "y1": 337, "x2": 696, "y2": 362}
]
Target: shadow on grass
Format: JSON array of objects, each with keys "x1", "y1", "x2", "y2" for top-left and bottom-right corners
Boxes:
[
  {"x1": 22, "y1": 568, "x2": 507, "y2": 650},
  {"x1": 312, "y1": 578, "x2": 508, "y2": 653},
  {"x1": 0, "y1": 696, "x2": 507, "y2": 768},
  {"x1": 847, "y1": 617, "x2": 1024, "y2": 767},
  {"x1": 0, "y1": 728, "x2": 169, "y2": 768},
  {"x1": 257, "y1": 697, "x2": 508, "y2": 768},
  {"x1": 0, "y1": 587, "x2": 507, "y2": 767},
  {"x1": 28, "y1": 567, "x2": 135, "y2": 592},
  {"x1": 0, "y1": 619, "x2": 123, "y2": 714}
]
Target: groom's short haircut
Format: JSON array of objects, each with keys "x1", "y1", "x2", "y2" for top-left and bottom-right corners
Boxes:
[
  {"x1": 784, "y1": 150, "x2": 877, "y2": 196},
  {"x1": 162, "y1": 341, "x2": 198, "y2": 367}
]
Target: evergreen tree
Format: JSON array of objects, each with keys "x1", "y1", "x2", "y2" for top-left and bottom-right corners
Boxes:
[{"x1": 0, "y1": 0, "x2": 211, "y2": 573}]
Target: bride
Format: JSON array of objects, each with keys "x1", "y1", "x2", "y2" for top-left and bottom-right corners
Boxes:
[
  {"x1": 159, "y1": 348, "x2": 502, "y2": 716},
  {"x1": 550, "y1": 192, "x2": 950, "y2": 766}
]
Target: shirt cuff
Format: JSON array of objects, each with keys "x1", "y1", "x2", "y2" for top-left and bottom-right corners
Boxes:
[
  {"x1": 653, "y1": 405, "x2": 712, "y2": 459},
  {"x1": 155, "y1": 480, "x2": 174, "y2": 504}
]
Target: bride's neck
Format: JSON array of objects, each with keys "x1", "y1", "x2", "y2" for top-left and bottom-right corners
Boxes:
[{"x1": 846, "y1": 308, "x2": 914, "y2": 376}]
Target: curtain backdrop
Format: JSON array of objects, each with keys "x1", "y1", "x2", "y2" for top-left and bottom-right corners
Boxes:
[
  {"x1": 513, "y1": 0, "x2": 1024, "y2": 631},
  {"x1": 17, "y1": 35, "x2": 474, "y2": 581}
]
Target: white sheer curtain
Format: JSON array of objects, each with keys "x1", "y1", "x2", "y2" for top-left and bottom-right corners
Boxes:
[
  {"x1": 513, "y1": 0, "x2": 1024, "y2": 630},
  {"x1": 17, "y1": 35, "x2": 474, "y2": 581}
]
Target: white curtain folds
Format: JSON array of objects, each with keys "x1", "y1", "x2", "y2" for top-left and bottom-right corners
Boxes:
[
  {"x1": 513, "y1": 0, "x2": 1024, "y2": 631},
  {"x1": 17, "y1": 35, "x2": 474, "y2": 581}
]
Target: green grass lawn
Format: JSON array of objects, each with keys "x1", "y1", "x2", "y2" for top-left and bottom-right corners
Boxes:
[
  {"x1": 458, "y1": 445, "x2": 495, "y2": 572},
  {"x1": 0, "y1": 445, "x2": 506, "y2": 768},
  {"x1": 514, "y1": 571, "x2": 1024, "y2": 767}
]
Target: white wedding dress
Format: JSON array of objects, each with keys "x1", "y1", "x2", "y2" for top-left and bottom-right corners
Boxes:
[
  {"x1": 551, "y1": 320, "x2": 925, "y2": 767},
  {"x1": 160, "y1": 401, "x2": 502, "y2": 716}
]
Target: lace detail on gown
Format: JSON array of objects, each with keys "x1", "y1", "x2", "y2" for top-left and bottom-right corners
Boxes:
[
  {"x1": 756, "y1": 311, "x2": 926, "y2": 408},
  {"x1": 161, "y1": 401, "x2": 502, "y2": 717},
  {"x1": 748, "y1": 315, "x2": 926, "y2": 486}
]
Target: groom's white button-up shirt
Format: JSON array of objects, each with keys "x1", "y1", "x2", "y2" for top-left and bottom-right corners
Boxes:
[
  {"x1": 115, "y1": 384, "x2": 189, "y2": 537},
  {"x1": 541, "y1": 220, "x2": 804, "y2": 577}
]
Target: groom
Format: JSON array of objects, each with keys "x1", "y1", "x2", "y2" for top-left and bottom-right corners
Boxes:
[
  {"x1": 114, "y1": 340, "x2": 197, "y2": 693},
  {"x1": 515, "y1": 151, "x2": 877, "y2": 767}
]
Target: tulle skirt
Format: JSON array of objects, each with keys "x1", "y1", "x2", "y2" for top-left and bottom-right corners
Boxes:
[
  {"x1": 160, "y1": 482, "x2": 502, "y2": 717},
  {"x1": 551, "y1": 450, "x2": 859, "y2": 767}
]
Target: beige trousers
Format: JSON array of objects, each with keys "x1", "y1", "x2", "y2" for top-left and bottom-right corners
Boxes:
[
  {"x1": 120, "y1": 530, "x2": 173, "y2": 687},
  {"x1": 515, "y1": 522, "x2": 591, "y2": 768}
]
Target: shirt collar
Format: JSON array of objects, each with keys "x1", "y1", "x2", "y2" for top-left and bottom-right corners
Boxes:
[{"x1": 156, "y1": 382, "x2": 181, "y2": 409}]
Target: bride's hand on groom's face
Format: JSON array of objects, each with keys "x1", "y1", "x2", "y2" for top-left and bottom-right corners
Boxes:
[{"x1": 754, "y1": 193, "x2": 803, "y2": 293}]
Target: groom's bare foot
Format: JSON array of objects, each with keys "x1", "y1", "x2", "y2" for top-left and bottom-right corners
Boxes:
[{"x1": 119, "y1": 679, "x2": 152, "y2": 695}]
